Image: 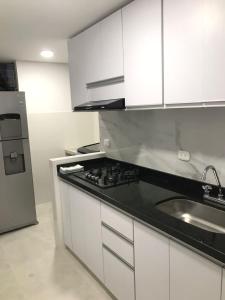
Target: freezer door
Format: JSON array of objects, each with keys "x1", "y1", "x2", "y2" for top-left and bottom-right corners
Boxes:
[
  {"x1": 0, "y1": 139, "x2": 37, "y2": 233},
  {"x1": 0, "y1": 113, "x2": 22, "y2": 140},
  {"x1": 0, "y1": 92, "x2": 28, "y2": 140}
]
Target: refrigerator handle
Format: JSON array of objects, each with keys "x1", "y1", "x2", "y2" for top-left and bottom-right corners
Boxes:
[{"x1": 0, "y1": 114, "x2": 20, "y2": 120}]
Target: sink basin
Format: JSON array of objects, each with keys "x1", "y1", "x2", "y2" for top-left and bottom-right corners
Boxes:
[{"x1": 156, "y1": 198, "x2": 225, "y2": 234}]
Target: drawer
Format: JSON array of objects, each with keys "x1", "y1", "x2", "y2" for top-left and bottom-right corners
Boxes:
[
  {"x1": 101, "y1": 203, "x2": 133, "y2": 241},
  {"x1": 103, "y1": 246, "x2": 135, "y2": 300},
  {"x1": 102, "y1": 224, "x2": 134, "y2": 267}
]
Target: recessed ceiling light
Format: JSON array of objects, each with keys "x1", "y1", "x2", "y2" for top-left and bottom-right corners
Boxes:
[{"x1": 40, "y1": 50, "x2": 54, "y2": 58}]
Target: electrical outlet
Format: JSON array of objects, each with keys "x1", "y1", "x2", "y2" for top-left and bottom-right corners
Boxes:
[
  {"x1": 178, "y1": 150, "x2": 191, "y2": 162},
  {"x1": 103, "y1": 139, "x2": 111, "y2": 148}
]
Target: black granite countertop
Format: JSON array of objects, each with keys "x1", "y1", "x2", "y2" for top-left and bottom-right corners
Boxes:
[{"x1": 58, "y1": 157, "x2": 225, "y2": 265}]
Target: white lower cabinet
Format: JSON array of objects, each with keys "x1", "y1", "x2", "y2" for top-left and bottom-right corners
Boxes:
[
  {"x1": 102, "y1": 225, "x2": 134, "y2": 267},
  {"x1": 101, "y1": 203, "x2": 134, "y2": 241},
  {"x1": 59, "y1": 181, "x2": 73, "y2": 250},
  {"x1": 60, "y1": 180, "x2": 223, "y2": 300},
  {"x1": 170, "y1": 241, "x2": 221, "y2": 300},
  {"x1": 69, "y1": 185, "x2": 86, "y2": 263},
  {"x1": 103, "y1": 246, "x2": 135, "y2": 300},
  {"x1": 134, "y1": 221, "x2": 170, "y2": 300},
  {"x1": 69, "y1": 186, "x2": 103, "y2": 281},
  {"x1": 221, "y1": 269, "x2": 225, "y2": 300}
]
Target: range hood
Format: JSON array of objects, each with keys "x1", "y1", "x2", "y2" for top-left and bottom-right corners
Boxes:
[{"x1": 73, "y1": 98, "x2": 125, "y2": 112}]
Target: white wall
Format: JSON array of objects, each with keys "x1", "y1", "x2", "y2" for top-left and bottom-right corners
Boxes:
[
  {"x1": 100, "y1": 108, "x2": 225, "y2": 186},
  {"x1": 16, "y1": 61, "x2": 72, "y2": 113},
  {"x1": 28, "y1": 112, "x2": 99, "y2": 205},
  {"x1": 16, "y1": 61, "x2": 99, "y2": 204}
]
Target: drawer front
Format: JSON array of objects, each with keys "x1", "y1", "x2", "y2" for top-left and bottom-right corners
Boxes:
[
  {"x1": 102, "y1": 224, "x2": 134, "y2": 267},
  {"x1": 101, "y1": 203, "x2": 133, "y2": 241},
  {"x1": 103, "y1": 246, "x2": 135, "y2": 300}
]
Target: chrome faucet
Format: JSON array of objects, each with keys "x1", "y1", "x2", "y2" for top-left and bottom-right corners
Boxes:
[{"x1": 201, "y1": 165, "x2": 225, "y2": 205}]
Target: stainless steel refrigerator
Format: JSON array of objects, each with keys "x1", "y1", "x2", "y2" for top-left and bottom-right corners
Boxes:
[{"x1": 0, "y1": 92, "x2": 37, "y2": 233}]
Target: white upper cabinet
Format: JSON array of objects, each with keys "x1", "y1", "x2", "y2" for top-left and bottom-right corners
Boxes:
[
  {"x1": 100, "y1": 10, "x2": 124, "y2": 81},
  {"x1": 170, "y1": 241, "x2": 221, "y2": 300},
  {"x1": 164, "y1": 0, "x2": 225, "y2": 105},
  {"x1": 68, "y1": 10, "x2": 123, "y2": 108},
  {"x1": 123, "y1": 0, "x2": 163, "y2": 107},
  {"x1": 68, "y1": 33, "x2": 88, "y2": 107},
  {"x1": 83, "y1": 23, "x2": 102, "y2": 84},
  {"x1": 85, "y1": 10, "x2": 123, "y2": 83}
]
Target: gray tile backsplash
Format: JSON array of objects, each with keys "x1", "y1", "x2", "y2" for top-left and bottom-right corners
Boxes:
[{"x1": 99, "y1": 108, "x2": 225, "y2": 186}]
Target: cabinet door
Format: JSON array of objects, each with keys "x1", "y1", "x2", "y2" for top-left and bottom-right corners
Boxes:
[
  {"x1": 170, "y1": 241, "x2": 221, "y2": 300},
  {"x1": 68, "y1": 10, "x2": 123, "y2": 108},
  {"x1": 221, "y1": 269, "x2": 225, "y2": 300},
  {"x1": 103, "y1": 246, "x2": 135, "y2": 300},
  {"x1": 68, "y1": 33, "x2": 88, "y2": 107},
  {"x1": 70, "y1": 187, "x2": 103, "y2": 281},
  {"x1": 69, "y1": 186, "x2": 86, "y2": 263},
  {"x1": 123, "y1": 0, "x2": 162, "y2": 107},
  {"x1": 83, "y1": 191, "x2": 103, "y2": 281},
  {"x1": 164, "y1": 0, "x2": 225, "y2": 105},
  {"x1": 101, "y1": 203, "x2": 134, "y2": 241},
  {"x1": 134, "y1": 221, "x2": 169, "y2": 300},
  {"x1": 100, "y1": 10, "x2": 124, "y2": 80},
  {"x1": 84, "y1": 23, "x2": 102, "y2": 84},
  {"x1": 59, "y1": 181, "x2": 73, "y2": 250}
]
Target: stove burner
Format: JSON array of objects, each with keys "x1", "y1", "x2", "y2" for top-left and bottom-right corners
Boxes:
[{"x1": 72, "y1": 162, "x2": 139, "y2": 188}]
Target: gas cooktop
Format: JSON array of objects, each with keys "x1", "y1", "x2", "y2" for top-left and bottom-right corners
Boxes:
[{"x1": 70, "y1": 161, "x2": 139, "y2": 188}]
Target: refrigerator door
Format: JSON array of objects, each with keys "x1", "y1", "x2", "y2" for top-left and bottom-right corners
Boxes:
[
  {"x1": 0, "y1": 138, "x2": 37, "y2": 233},
  {"x1": 0, "y1": 92, "x2": 28, "y2": 140}
]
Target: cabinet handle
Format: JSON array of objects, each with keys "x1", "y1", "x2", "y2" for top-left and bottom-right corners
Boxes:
[
  {"x1": 103, "y1": 244, "x2": 134, "y2": 271},
  {"x1": 101, "y1": 221, "x2": 134, "y2": 245},
  {"x1": 86, "y1": 76, "x2": 124, "y2": 88}
]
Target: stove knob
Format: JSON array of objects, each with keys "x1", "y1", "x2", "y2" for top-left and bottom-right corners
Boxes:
[
  {"x1": 114, "y1": 174, "x2": 118, "y2": 184},
  {"x1": 108, "y1": 174, "x2": 118, "y2": 184},
  {"x1": 98, "y1": 177, "x2": 103, "y2": 186},
  {"x1": 119, "y1": 171, "x2": 124, "y2": 181},
  {"x1": 103, "y1": 176, "x2": 108, "y2": 185},
  {"x1": 107, "y1": 175, "x2": 113, "y2": 183}
]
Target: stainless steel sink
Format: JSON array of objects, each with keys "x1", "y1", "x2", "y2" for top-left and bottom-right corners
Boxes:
[{"x1": 156, "y1": 198, "x2": 225, "y2": 234}]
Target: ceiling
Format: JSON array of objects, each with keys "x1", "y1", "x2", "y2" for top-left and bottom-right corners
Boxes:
[{"x1": 0, "y1": 0, "x2": 131, "y2": 63}]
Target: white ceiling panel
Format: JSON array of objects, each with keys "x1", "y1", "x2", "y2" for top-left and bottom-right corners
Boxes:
[{"x1": 0, "y1": 0, "x2": 131, "y2": 62}]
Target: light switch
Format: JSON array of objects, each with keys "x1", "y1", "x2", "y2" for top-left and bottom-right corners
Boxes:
[
  {"x1": 103, "y1": 139, "x2": 111, "y2": 148},
  {"x1": 178, "y1": 150, "x2": 191, "y2": 162}
]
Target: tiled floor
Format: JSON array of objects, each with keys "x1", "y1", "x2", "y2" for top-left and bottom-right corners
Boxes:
[{"x1": 0, "y1": 202, "x2": 112, "y2": 300}]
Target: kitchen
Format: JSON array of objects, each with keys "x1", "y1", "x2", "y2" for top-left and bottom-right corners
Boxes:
[{"x1": 1, "y1": 0, "x2": 225, "y2": 299}]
